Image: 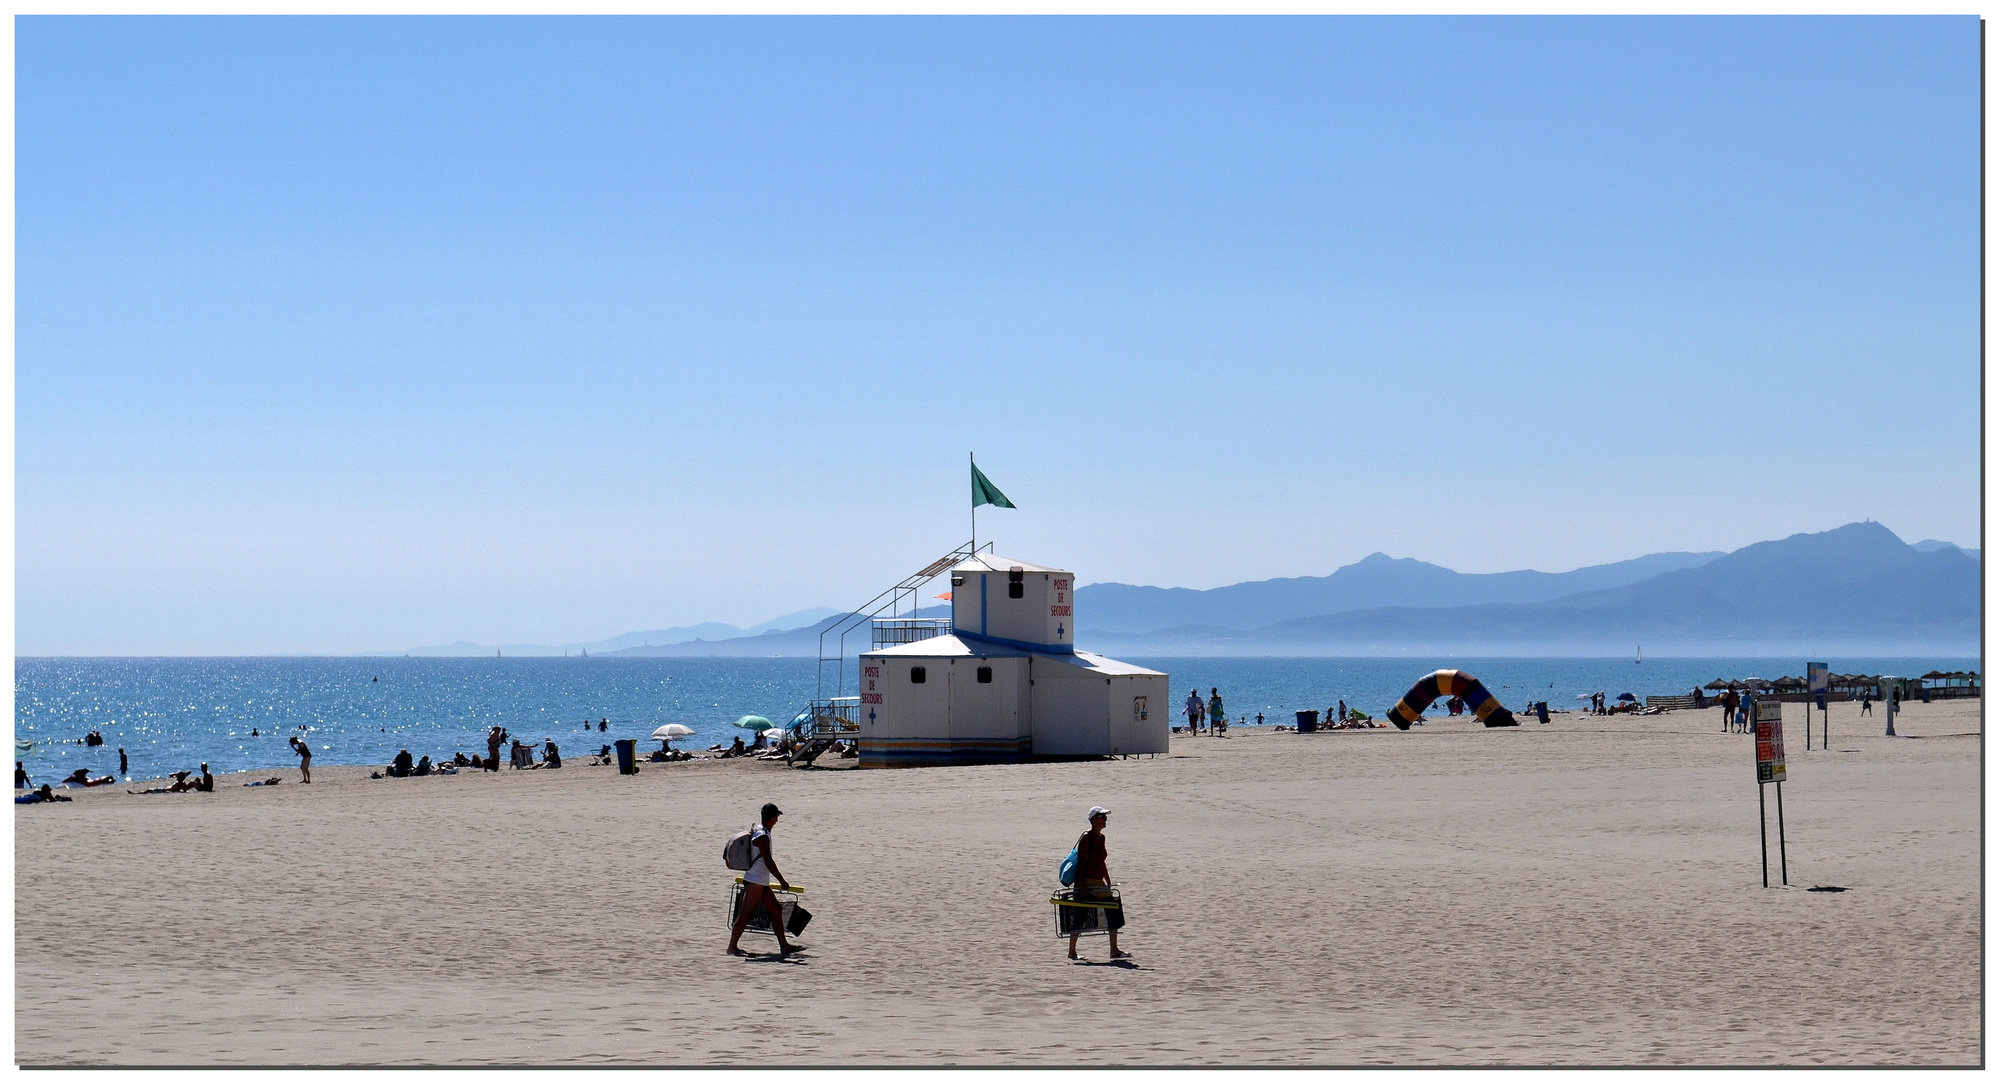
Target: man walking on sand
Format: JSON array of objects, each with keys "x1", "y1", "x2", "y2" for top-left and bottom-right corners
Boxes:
[
  {"x1": 1068, "y1": 806, "x2": 1128, "y2": 962},
  {"x1": 1184, "y1": 689, "x2": 1204, "y2": 736},
  {"x1": 728, "y1": 802, "x2": 804, "y2": 958}
]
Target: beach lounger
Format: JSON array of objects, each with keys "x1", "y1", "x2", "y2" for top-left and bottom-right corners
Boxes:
[
  {"x1": 726, "y1": 878, "x2": 809, "y2": 937},
  {"x1": 1050, "y1": 887, "x2": 1125, "y2": 936}
]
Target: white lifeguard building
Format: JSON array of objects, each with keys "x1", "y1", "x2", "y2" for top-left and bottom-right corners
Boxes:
[{"x1": 798, "y1": 545, "x2": 1170, "y2": 768}]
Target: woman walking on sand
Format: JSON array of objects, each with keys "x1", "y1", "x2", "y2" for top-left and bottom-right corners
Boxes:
[
  {"x1": 1207, "y1": 689, "x2": 1226, "y2": 736},
  {"x1": 288, "y1": 736, "x2": 312, "y2": 784},
  {"x1": 1067, "y1": 806, "x2": 1128, "y2": 962},
  {"x1": 728, "y1": 802, "x2": 804, "y2": 958}
]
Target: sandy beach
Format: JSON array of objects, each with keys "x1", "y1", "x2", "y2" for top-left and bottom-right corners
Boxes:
[{"x1": 15, "y1": 698, "x2": 1980, "y2": 1065}]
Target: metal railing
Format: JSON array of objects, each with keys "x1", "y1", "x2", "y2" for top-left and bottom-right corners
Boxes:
[
  {"x1": 799, "y1": 697, "x2": 863, "y2": 741},
  {"x1": 811, "y1": 539, "x2": 990, "y2": 706},
  {"x1": 871, "y1": 618, "x2": 953, "y2": 649}
]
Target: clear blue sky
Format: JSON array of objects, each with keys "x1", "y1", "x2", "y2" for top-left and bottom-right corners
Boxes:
[{"x1": 17, "y1": 15, "x2": 1982, "y2": 655}]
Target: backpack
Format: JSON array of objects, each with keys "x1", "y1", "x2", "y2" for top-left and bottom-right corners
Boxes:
[
  {"x1": 723, "y1": 827, "x2": 758, "y2": 872},
  {"x1": 1058, "y1": 841, "x2": 1081, "y2": 886}
]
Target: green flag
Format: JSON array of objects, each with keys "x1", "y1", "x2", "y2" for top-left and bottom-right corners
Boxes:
[{"x1": 971, "y1": 462, "x2": 1016, "y2": 509}]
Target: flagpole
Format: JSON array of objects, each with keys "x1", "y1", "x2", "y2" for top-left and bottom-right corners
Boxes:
[{"x1": 970, "y1": 451, "x2": 976, "y2": 551}]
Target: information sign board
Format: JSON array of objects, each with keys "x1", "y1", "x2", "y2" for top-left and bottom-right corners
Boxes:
[
  {"x1": 1755, "y1": 701, "x2": 1786, "y2": 784},
  {"x1": 1807, "y1": 662, "x2": 1829, "y2": 695}
]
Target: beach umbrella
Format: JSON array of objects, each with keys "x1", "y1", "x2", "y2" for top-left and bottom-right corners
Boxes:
[
  {"x1": 1617, "y1": 693, "x2": 1637, "y2": 702},
  {"x1": 734, "y1": 715, "x2": 775, "y2": 731},
  {"x1": 651, "y1": 723, "x2": 696, "y2": 749}
]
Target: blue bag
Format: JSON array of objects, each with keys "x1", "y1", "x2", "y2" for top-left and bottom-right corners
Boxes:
[{"x1": 1058, "y1": 846, "x2": 1080, "y2": 886}]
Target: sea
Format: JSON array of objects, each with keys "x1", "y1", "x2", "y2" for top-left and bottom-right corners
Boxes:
[{"x1": 13, "y1": 655, "x2": 1977, "y2": 784}]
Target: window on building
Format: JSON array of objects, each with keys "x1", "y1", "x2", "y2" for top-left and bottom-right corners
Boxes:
[
  {"x1": 910, "y1": 666, "x2": 926, "y2": 684},
  {"x1": 1008, "y1": 568, "x2": 1025, "y2": 599},
  {"x1": 977, "y1": 666, "x2": 992, "y2": 683}
]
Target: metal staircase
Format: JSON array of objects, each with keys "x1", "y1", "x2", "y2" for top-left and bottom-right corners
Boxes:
[{"x1": 789, "y1": 540, "x2": 990, "y2": 767}]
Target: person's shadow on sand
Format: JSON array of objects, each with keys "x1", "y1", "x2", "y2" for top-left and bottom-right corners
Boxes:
[{"x1": 738, "y1": 951, "x2": 805, "y2": 964}]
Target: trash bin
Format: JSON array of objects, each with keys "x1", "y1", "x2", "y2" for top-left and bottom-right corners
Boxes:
[
  {"x1": 1295, "y1": 710, "x2": 1319, "y2": 733},
  {"x1": 614, "y1": 739, "x2": 637, "y2": 775}
]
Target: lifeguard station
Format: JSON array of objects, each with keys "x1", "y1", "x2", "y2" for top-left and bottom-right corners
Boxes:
[{"x1": 796, "y1": 542, "x2": 1171, "y2": 768}]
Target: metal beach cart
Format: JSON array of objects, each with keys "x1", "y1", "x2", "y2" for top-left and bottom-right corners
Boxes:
[
  {"x1": 727, "y1": 878, "x2": 811, "y2": 937},
  {"x1": 1049, "y1": 886, "x2": 1124, "y2": 936}
]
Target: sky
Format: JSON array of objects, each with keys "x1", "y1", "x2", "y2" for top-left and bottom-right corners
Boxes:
[{"x1": 16, "y1": 15, "x2": 1983, "y2": 656}]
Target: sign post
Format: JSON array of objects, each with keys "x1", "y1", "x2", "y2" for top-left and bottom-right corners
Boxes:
[
  {"x1": 1806, "y1": 663, "x2": 1828, "y2": 751},
  {"x1": 1755, "y1": 701, "x2": 1789, "y2": 887}
]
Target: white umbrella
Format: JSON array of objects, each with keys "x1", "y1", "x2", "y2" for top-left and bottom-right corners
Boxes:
[{"x1": 651, "y1": 723, "x2": 696, "y2": 749}]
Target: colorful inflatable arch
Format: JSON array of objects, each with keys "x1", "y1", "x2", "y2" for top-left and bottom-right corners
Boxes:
[{"x1": 1388, "y1": 669, "x2": 1517, "y2": 729}]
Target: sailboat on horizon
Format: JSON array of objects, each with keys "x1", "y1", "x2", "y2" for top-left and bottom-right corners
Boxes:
[{"x1": 1635, "y1": 645, "x2": 1643, "y2": 664}]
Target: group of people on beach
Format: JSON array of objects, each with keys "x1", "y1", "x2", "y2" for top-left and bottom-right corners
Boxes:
[
  {"x1": 1720, "y1": 689, "x2": 1755, "y2": 733},
  {"x1": 1180, "y1": 688, "x2": 1230, "y2": 735},
  {"x1": 721, "y1": 800, "x2": 1131, "y2": 965},
  {"x1": 468, "y1": 726, "x2": 562, "y2": 772},
  {"x1": 130, "y1": 763, "x2": 216, "y2": 794}
]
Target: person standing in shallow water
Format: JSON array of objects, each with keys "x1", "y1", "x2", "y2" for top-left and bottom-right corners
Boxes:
[
  {"x1": 118, "y1": 748, "x2": 129, "y2": 777},
  {"x1": 1068, "y1": 806, "x2": 1128, "y2": 962}
]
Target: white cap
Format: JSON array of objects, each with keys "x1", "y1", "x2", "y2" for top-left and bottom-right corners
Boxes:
[{"x1": 1088, "y1": 805, "x2": 1110, "y2": 819}]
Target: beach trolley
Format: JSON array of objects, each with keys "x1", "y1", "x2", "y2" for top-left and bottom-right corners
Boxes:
[
  {"x1": 727, "y1": 878, "x2": 812, "y2": 938},
  {"x1": 1050, "y1": 886, "x2": 1125, "y2": 937}
]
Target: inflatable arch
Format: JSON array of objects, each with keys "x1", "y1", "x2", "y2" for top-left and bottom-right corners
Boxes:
[{"x1": 1388, "y1": 669, "x2": 1517, "y2": 729}]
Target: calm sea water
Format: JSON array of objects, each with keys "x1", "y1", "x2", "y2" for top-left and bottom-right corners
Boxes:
[{"x1": 14, "y1": 655, "x2": 1975, "y2": 783}]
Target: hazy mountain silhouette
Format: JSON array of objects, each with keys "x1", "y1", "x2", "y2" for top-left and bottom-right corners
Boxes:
[
  {"x1": 600, "y1": 606, "x2": 950, "y2": 658},
  {"x1": 1075, "y1": 550, "x2": 1723, "y2": 634},
  {"x1": 386, "y1": 607, "x2": 841, "y2": 657},
  {"x1": 392, "y1": 524, "x2": 1975, "y2": 659},
  {"x1": 1086, "y1": 523, "x2": 1978, "y2": 656},
  {"x1": 1913, "y1": 539, "x2": 1979, "y2": 559}
]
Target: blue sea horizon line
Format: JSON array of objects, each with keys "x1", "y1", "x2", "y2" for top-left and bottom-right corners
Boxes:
[{"x1": 15, "y1": 655, "x2": 1977, "y2": 786}]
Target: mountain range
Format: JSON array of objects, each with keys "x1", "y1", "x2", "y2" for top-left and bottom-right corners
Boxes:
[
  {"x1": 1074, "y1": 550, "x2": 1727, "y2": 633},
  {"x1": 384, "y1": 523, "x2": 1977, "y2": 658},
  {"x1": 591, "y1": 606, "x2": 952, "y2": 658},
  {"x1": 1085, "y1": 523, "x2": 1978, "y2": 656},
  {"x1": 384, "y1": 608, "x2": 840, "y2": 657}
]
